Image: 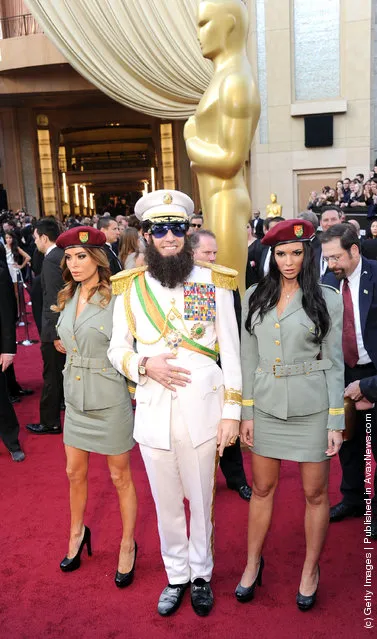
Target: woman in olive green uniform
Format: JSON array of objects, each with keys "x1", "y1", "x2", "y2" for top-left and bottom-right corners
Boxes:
[
  {"x1": 53, "y1": 226, "x2": 137, "y2": 588},
  {"x1": 235, "y1": 219, "x2": 344, "y2": 611}
]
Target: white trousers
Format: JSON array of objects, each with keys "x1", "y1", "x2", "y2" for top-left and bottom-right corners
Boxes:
[{"x1": 139, "y1": 397, "x2": 217, "y2": 585}]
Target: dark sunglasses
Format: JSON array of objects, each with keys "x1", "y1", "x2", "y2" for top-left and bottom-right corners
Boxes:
[
  {"x1": 150, "y1": 222, "x2": 188, "y2": 238},
  {"x1": 190, "y1": 223, "x2": 202, "y2": 228}
]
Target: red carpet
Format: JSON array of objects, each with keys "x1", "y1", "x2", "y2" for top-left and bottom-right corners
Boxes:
[{"x1": 1, "y1": 311, "x2": 373, "y2": 638}]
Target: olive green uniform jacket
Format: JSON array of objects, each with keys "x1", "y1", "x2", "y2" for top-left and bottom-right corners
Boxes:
[{"x1": 241, "y1": 284, "x2": 345, "y2": 431}]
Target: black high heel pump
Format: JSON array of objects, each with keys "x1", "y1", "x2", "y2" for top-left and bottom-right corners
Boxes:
[
  {"x1": 114, "y1": 542, "x2": 138, "y2": 588},
  {"x1": 235, "y1": 556, "x2": 264, "y2": 603},
  {"x1": 60, "y1": 526, "x2": 92, "y2": 572},
  {"x1": 296, "y1": 565, "x2": 320, "y2": 611}
]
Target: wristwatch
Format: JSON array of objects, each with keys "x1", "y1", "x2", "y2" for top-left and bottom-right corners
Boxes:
[{"x1": 138, "y1": 357, "x2": 149, "y2": 376}]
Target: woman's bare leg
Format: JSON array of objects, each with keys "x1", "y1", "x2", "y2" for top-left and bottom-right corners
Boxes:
[
  {"x1": 107, "y1": 452, "x2": 137, "y2": 573},
  {"x1": 298, "y1": 460, "x2": 330, "y2": 595},
  {"x1": 65, "y1": 445, "x2": 89, "y2": 557},
  {"x1": 240, "y1": 453, "x2": 281, "y2": 587}
]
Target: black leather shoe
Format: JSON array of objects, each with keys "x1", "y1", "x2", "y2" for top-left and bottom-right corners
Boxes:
[
  {"x1": 60, "y1": 526, "x2": 92, "y2": 572},
  {"x1": 10, "y1": 449, "x2": 25, "y2": 462},
  {"x1": 26, "y1": 423, "x2": 62, "y2": 435},
  {"x1": 191, "y1": 579, "x2": 214, "y2": 616},
  {"x1": 157, "y1": 582, "x2": 189, "y2": 616},
  {"x1": 235, "y1": 556, "x2": 264, "y2": 603},
  {"x1": 16, "y1": 388, "x2": 34, "y2": 397},
  {"x1": 238, "y1": 485, "x2": 252, "y2": 501},
  {"x1": 296, "y1": 566, "x2": 320, "y2": 611},
  {"x1": 329, "y1": 501, "x2": 364, "y2": 522},
  {"x1": 114, "y1": 542, "x2": 137, "y2": 588},
  {"x1": 371, "y1": 519, "x2": 377, "y2": 540},
  {"x1": 227, "y1": 483, "x2": 252, "y2": 501}
]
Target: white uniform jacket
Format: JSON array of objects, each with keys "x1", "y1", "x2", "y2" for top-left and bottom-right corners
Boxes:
[{"x1": 108, "y1": 263, "x2": 242, "y2": 450}]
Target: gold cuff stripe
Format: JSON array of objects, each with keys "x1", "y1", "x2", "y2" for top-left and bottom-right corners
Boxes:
[
  {"x1": 224, "y1": 389, "x2": 242, "y2": 405},
  {"x1": 242, "y1": 399, "x2": 254, "y2": 407},
  {"x1": 127, "y1": 383, "x2": 136, "y2": 399},
  {"x1": 329, "y1": 408, "x2": 345, "y2": 415},
  {"x1": 122, "y1": 352, "x2": 134, "y2": 378}
]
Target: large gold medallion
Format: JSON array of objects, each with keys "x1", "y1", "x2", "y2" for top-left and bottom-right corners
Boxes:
[
  {"x1": 165, "y1": 330, "x2": 183, "y2": 354},
  {"x1": 190, "y1": 322, "x2": 206, "y2": 340}
]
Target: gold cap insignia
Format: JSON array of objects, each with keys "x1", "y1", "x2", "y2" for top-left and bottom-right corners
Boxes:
[
  {"x1": 79, "y1": 231, "x2": 89, "y2": 244},
  {"x1": 294, "y1": 225, "x2": 303, "y2": 238},
  {"x1": 163, "y1": 193, "x2": 173, "y2": 205}
]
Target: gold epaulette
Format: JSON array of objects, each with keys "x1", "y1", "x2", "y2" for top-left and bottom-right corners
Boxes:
[
  {"x1": 110, "y1": 266, "x2": 148, "y2": 295},
  {"x1": 195, "y1": 260, "x2": 238, "y2": 291},
  {"x1": 320, "y1": 283, "x2": 340, "y2": 295}
]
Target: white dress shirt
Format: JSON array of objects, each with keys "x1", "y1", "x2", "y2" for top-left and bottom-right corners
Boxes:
[
  {"x1": 320, "y1": 251, "x2": 327, "y2": 278},
  {"x1": 263, "y1": 247, "x2": 271, "y2": 276},
  {"x1": 340, "y1": 258, "x2": 371, "y2": 365}
]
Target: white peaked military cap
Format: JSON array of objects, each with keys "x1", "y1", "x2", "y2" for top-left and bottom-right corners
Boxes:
[{"x1": 134, "y1": 189, "x2": 194, "y2": 223}]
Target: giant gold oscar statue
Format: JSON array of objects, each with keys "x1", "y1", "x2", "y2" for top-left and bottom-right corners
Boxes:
[{"x1": 184, "y1": 0, "x2": 260, "y2": 291}]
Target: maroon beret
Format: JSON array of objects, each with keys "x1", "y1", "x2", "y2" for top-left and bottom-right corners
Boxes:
[
  {"x1": 261, "y1": 219, "x2": 315, "y2": 247},
  {"x1": 56, "y1": 226, "x2": 106, "y2": 249}
]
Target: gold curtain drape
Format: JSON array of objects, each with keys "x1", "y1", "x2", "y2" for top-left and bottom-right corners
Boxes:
[{"x1": 25, "y1": 0, "x2": 212, "y2": 119}]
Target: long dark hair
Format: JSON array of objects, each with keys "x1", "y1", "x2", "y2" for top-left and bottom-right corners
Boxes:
[
  {"x1": 245, "y1": 242, "x2": 330, "y2": 343},
  {"x1": 5, "y1": 230, "x2": 20, "y2": 262}
]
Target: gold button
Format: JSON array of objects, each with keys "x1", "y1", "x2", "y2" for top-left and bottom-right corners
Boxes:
[
  {"x1": 72, "y1": 336, "x2": 75, "y2": 340},
  {"x1": 76, "y1": 375, "x2": 81, "y2": 381},
  {"x1": 102, "y1": 368, "x2": 107, "y2": 372},
  {"x1": 213, "y1": 386, "x2": 217, "y2": 391},
  {"x1": 100, "y1": 326, "x2": 104, "y2": 330},
  {"x1": 275, "y1": 323, "x2": 280, "y2": 328},
  {"x1": 72, "y1": 347, "x2": 77, "y2": 353},
  {"x1": 275, "y1": 340, "x2": 280, "y2": 346},
  {"x1": 275, "y1": 357, "x2": 281, "y2": 363}
]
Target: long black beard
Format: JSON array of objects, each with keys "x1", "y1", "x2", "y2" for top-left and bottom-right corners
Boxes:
[{"x1": 146, "y1": 237, "x2": 194, "y2": 288}]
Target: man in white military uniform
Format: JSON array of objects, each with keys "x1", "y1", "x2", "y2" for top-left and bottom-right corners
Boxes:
[{"x1": 108, "y1": 190, "x2": 241, "y2": 617}]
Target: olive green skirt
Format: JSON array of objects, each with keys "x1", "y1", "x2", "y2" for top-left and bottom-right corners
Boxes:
[
  {"x1": 253, "y1": 408, "x2": 328, "y2": 463},
  {"x1": 64, "y1": 397, "x2": 134, "y2": 455}
]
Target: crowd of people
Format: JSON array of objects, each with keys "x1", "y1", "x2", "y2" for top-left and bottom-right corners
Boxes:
[
  {"x1": 307, "y1": 166, "x2": 377, "y2": 219},
  {"x1": 0, "y1": 187, "x2": 376, "y2": 619}
]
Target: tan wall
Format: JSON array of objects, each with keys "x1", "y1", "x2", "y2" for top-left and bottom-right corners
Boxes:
[
  {"x1": 0, "y1": 34, "x2": 66, "y2": 72},
  {"x1": 0, "y1": 107, "x2": 25, "y2": 210},
  {"x1": 249, "y1": 0, "x2": 372, "y2": 218}
]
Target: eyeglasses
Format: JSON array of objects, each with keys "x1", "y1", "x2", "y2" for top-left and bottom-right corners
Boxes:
[
  {"x1": 190, "y1": 223, "x2": 202, "y2": 228},
  {"x1": 323, "y1": 254, "x2": 343, "y2": 264},
  {"x1": 150, "y1": 223, "x2": 188, "y2": 238}
]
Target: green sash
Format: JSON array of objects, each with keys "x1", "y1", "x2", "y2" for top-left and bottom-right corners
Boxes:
[{"x1": 134, "y1": 273, "x2": 217, "y2": 361}]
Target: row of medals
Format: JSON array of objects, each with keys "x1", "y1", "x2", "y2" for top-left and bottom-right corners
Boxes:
[{"x1": 165, "y1": 298, "x2": 206, "y2": 355}]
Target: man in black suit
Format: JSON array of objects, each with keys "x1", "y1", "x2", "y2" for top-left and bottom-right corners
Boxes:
[
  {"x1": 251, "y1": 210, "x2": 264, "y2": 240},
  {"x1": 0, "y1": 242, "x2": 34, "y2": 403},
  {"x1": 315, "y1": 206, "x2": 342, "y2": 280},
  {"x1": 26, "y1": 218, "x2": 65, "y2": 435},
  {"x1": 361, "y1": 239, "x2": 377, "y2": 261},
  {"x1": 297, "y1": 210, "x2": 322, "y2": 277},
  {"x1": 30, "y1": 247, "x2": 44, "y2": 334},
  {"x1": 246, "y1": 216, "x2": 285, "y2": 287},
  {"x1": 0, "y1": 252, "x2": 25, "y2": 461},
  {"x1": 321, "y1": 224, "x2": 377, "y2": 537},
  {"x1": 97, "y1": 217, "x2": 122, "y2": 274},
  {"x1": 191, "y1": 230, "x2": 251, "y2": 501}
]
